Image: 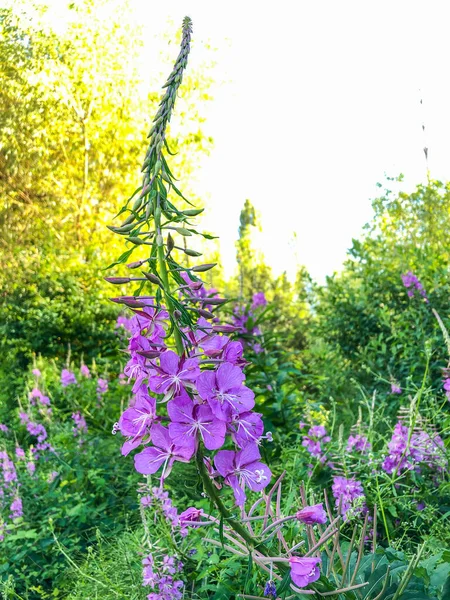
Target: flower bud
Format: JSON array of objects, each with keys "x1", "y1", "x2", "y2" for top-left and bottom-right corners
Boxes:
[
  {"x1": 137, "y1": 350, "x2": 161, "y2": 359},
  {"x1": 212, "y1": 324, "x2": 240, "y2": 333},
  {"x1": 104, "y1": 277, "x2": 130, "y2": 285},
  {"x1": 183, "y1": 248, "x2": 202, "y2": 257},
  {"x1": 197, "y1": 308, "x2": 214, "y2": 319},
  {"x1": 296, "y1": 503, "x2": 327, "y2": 525},
  {"x1": 127, "y1": 260, "x2": 146, "y2": 269},
  {"x1": 181, "y1": 208, "x2": 204, "y2": 217},
  {"x1": 143, "y1": 272, "x2": 163, "y2": 287},
  {"x1": 174, "y1": 227, "x2": 192, "y2": 236},
  {"x1": 126, "y1": 237, "x2": 145, "y2": 245},
  {"x1": 191, "y1": 263, "x2": 216, "y2": 273}
]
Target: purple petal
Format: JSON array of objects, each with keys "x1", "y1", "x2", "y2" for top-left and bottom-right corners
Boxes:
[
  {"x1": 196, "y1": 371, "x2": 216, "y2": 401},
  {"x1": 168, "y1": 422, "x2": 196, "y2": 449},
  {"x1": 236, "y1": 443, "x2": 261, "y2": 468},
  {"x1": 214, "y1": 450, "x2": 236, "y2": 477},
  {"x1": 150, "y1": 423, "x2": 172, "y2": 452},
  {"x1": 167, "y1": 392, "x2": 194, "y2": 424},
  {"x1": 159, "y1": 350, "x2": 180, "y2": 375},
  {"x1": 134, "y1": 446, "x2": 168, "y2": 474},
  {"x1": 196, "y1": 405, "x2": 226, "y2": 450},
  {"x1": 227, "y1": 474, "x2": 246, "y2": 506},
  {"x1": 216, "y1": 363, "x2": 245, "y2": 392}
]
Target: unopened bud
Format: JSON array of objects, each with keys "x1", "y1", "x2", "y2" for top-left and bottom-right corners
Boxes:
[
  {"x1": 197, "y1": 309, "x2": 214, "y2": 319},
  {"x1": 127, "y1": 260, "x2": 146, "y2": 269},
  {"x1": 174, "y1": 227, "x2": 192, "y2": 236},
  {"x1": 192, "y1": 263, "x2": 216, "y2": 273},
  {"x1": 126, "y1": 237, "x2": 145, "y2": 245},
  {"x1": 104, "y1": 277, "x2": 130, "y2": 285},
  {"x1": 213, "y1": 324, "x2": 240, "y2": 333},
  {"x1": 203, "y1": 297, "x2": 227, "y2": 305},
  {"x1": 143, "y1": 272, "x2": 163, "y2": 287},
  {"x1": 174, "y1": 310, "x2": 182, "y2": 320},
  {"x1": 137, "y1": 350, "x2": 161, "y2": 359},
  {"x1": 183, "y1": 248, "x2": 202, "y2": 257},
  {"x1": 181, "y1": 208, "x2": 204, "y2": 217},
  {"x1": 167, "y1": 233, "x2": 175, "y2": 253}
]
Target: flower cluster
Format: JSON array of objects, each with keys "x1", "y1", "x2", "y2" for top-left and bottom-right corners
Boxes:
[
  {"x1": 72, "y1": 411, "x2": 88, "y2": 444},
  {"x1": 382, "y1": 422, "x2": 447, "y2": 475},
  {"x1": 61, "y1": 369, "x2": 77, "y2": 387},
  {"x1": 231, "y1": 292, "x2": 267, "y2": 354},
  {"x1": 401, "y1": 271, "x2": 428, "y2": 302},
  {"x1": 140, "y1": 486, "x2": 201, "y2": 538},
  {"x1": 346, "y1": 434, "x2": 370, "y2": 454},
  {"x1": 142, "y1": 552, "x2": 184, "y2": 600},
  {"x1": 0, "y1": 450, "x2": 22, "y2": 542},
  {"x1": 331, "y1": 476, "x2": 365, "y2": 519},
  {"x1": 117, "y1": 297, "x2": 272, "y2": 506},
  {"x1": 302, "y1": 425, "x2": 331, "y2": 461}
]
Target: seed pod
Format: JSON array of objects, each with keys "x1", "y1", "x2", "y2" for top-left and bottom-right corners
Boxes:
[
  {"x1": 143, "y1": 272, "x2": 163, "y2": 287},
  {"x1": 183, "y1": 248, "x2": 202, "y2": 257},
  {"x1": 191, "y1": 263, "x2": 216, "y2": 272},
  {"x1": 181, "y1": 208, "x2": 204, "y2": 216},
  {"x1": 104, "y1": 277, "x2": 131, "y2": 285}
]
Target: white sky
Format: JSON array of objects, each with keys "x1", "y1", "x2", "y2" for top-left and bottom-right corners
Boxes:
[{"x1": 137, "y1": 0, "x2": 450, "y2": 282}]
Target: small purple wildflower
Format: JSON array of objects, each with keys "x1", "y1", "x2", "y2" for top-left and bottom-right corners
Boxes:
[
  {"x1": 263, "y1": 580, "x2": 277, "y2": 598},
  {"x1": 289, "y1": 556, "x2": 321, "y2": 588},
  {"x1": 32, "y1": 368, "x2": 41, "y2": 377},
  {"x1": 390, "y1": 383, "x2": 402, "y2": 394},
  {"x1": 0, "y1": 424, "x2": 8, "y2": 433},
  {"x1": 401, "y1": 271, "x2": 428, "y2": 302},
  {"x1": 346, "y1": 434, "x2": 371, "y2": 453},
  {"x1": 80, "y1": 364, "x2": 91, "y2": 378},
  {"x1": 96, "y1": 377, "x2": 109, "y2": 396},
  {"x1": 296, "y1": 503, "x2": 328, "y2": 525},
  {"x1": 332, "y1": 476, "x2": 365, "y2": 519},
  {"x1": 61, "y1": 369, "x2": 77, "y2": 387}
]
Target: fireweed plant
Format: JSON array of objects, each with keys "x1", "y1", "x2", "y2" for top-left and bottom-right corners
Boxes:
[{"x1": 105, "y1": 18, "x2": 401, "y2": 598}]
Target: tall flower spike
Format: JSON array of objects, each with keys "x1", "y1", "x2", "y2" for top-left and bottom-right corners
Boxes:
[{"x1": 106, "y1": 16, "x2": 205, "y2": 355}]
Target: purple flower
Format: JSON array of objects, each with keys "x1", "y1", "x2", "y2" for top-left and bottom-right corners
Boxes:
[
  {"x1": 134, "y1": 424, "x2": 194, "y2": 479},
  {"x1": 229, "y1": 411, "x2": 264, "y2": 448},
  {"x1": 119, "y1": 385, "x2": 156, "y2": 454},
  {"x1": 15, "y1": 447, "x2": 25, "y2": 460},
  {"x1": 96, "y1": 378, "x2": 109, "y2": 395},
  {"x1": 149, "y1": 351, "x2": 200, "y2": 400},
  {"x1": 80, "y1": 364, "x2": 91, "y2": 378},
  {"x1": 401, "y1": 271, "x2": 428, "y2": 302},
  {"x1": 197, "y1": 362, "x2": 255, "y2": 422},
  {"x1": 416, "y1": 501, "x2": 426, "y2": 511},
  {"x1": 214, "y1": 443, "x2": 271, "y2": 506},
  {"x1": 252, "y1": 292, "x2": 267, "y2": 309},
  {"x1": 47, "y1": 471, "x2": 59, "y2": 483},
  {"x1": 390, "y1": 383, "x2": 402, "y2": 394},
  {"x1": 27, "y1": 422, "x2": 47, "y2": 443},
  {"x1": 179, "y1": 506, "x2": 203, "y2": 526},
  {"x1": 32, "y1": 368, "x2": 41, "y2": 377},
  {"x1": 302, "y1": 425, "x2": 330, "y2": 460},
  {"x1": 26, "y1": 461, "x2": 35, "y2": 475},
  {"x1": 289, "y1": 556, "x2": 321, "y2": 588},
  {"x1": 296, "y1": 503, "x2": 327, "y2": 525},
  {"x1": 167, "y1": 392, "x2": 226, "y2": 451},
  {"x1": 10, "y1": 497, "x2": 23, "y2": 520},
  {"x1": 346, "y1": 434, "x2": 370, "y2": 454},
  {"x1": 61, "y1": 369, "x2": 77, "y2": 387},
  {"x1": 0, "y1": 424, "x2": 8, "y2": 433},
  {"x1": 72, "y1": 412, "x2": 88, "y2": 437},
  {"x1": 263, "y1": 580, "x2": 277, "y2": 598},
  {"x1": 332, "y1": 476, "x2": 364, "y2": 518}
]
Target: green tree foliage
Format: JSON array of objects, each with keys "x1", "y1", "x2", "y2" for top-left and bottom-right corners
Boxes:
[
  {"x1": 0, "y1": 0, "x2": 213, "y2": 379},
  {"x1": 312, "y1": 179, "x2": 450, "y2": 400}
]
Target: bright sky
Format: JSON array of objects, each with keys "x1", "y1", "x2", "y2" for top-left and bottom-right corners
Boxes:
[{"x1": 136, "y1": 0, "x2": 450, "y2": 282}]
